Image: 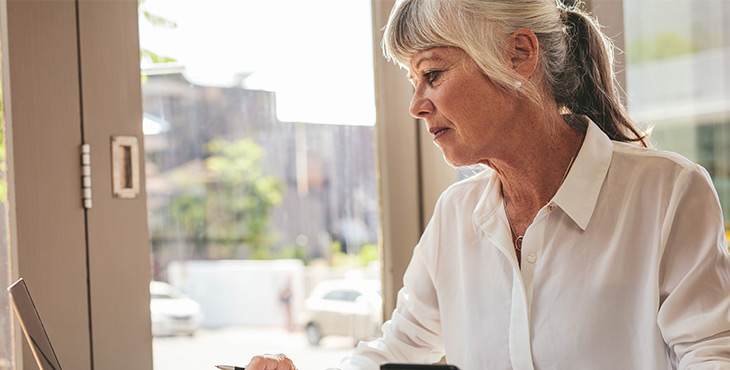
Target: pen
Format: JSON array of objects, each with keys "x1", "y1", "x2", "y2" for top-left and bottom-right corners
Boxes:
[{"x1": 216, "y1": 366, "x2": 245, "y2": 370}]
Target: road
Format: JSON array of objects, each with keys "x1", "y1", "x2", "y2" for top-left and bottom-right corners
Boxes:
[{"x1": 153, "y1": 326, "x2": 357, "y2": 370}]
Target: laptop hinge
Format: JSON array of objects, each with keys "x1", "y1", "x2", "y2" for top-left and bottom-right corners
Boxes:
[{"x1": 81, "y1": 143, "x2": 92, "y2": 209}]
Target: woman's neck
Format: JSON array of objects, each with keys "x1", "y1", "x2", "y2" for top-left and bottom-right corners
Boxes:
[{"x1": 486, "y1": 112, "x2": 585, "y2": 231}]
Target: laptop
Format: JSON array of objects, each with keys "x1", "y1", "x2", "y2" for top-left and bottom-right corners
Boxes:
[{"x1": 7, "y1": 278, "x2": 63, "y2": 370}]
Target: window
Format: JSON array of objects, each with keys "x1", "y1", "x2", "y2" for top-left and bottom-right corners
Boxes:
[
  {"x1": 138, "y1": 1, "x2": 379, "y2": 368},
  {"x1": 624, "y1": 0, "x2": 730, "y2": 237}
]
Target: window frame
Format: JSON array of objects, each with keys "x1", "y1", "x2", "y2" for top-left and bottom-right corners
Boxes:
[{"x1": 0, "y1": 0, "x2": 629, "y2": 368}]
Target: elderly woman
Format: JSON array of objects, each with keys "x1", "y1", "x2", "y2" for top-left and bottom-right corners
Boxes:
[{"x1": 246, "y1": 0, "x2": 730, "y2": 369}]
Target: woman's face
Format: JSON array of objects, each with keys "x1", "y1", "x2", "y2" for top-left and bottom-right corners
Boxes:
[{"x1": 408, "y1": 47, "x2": 518, "y2": 167}]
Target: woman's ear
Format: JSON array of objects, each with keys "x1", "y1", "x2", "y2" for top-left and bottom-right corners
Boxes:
[{"x1": 509, "y1": 28, "x2": 539, "y2": 79}]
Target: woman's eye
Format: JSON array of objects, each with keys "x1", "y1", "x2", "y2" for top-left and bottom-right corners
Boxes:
[{"x1": 424, "y1": 70, "x2": 442, "y2": 85}]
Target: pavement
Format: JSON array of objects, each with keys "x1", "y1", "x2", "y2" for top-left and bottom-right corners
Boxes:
[{"x1": 153, "y1": 326, "x2": 357, "y2": 370}]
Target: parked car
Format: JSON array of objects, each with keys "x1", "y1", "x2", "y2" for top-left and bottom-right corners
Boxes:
[
  {"x1": 150, "y1": 281, "x2": 204, "y2": 337},
  {"x1": 302, "y1": 279, "x2": 382, "y2": 345}
]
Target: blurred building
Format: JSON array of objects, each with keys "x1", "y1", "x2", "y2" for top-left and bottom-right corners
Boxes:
[{"x1": 142, "y1": 66, "x2": 379, "y2": 274}]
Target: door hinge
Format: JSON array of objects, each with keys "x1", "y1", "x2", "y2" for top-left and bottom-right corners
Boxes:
[{"x1": 81, "y1": 144, "x2": 92, "y2": 209}]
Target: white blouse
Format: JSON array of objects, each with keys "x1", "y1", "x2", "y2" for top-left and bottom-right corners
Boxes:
[{"x1": 338, "y1": 120, "x2": 730, "y2": 370}]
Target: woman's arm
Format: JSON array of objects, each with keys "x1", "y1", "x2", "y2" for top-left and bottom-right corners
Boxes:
[
  {"x1": 657, "y1": 165, "x2": 730, "y2": 368},
  {"x1": 337, "y1": 246, "x2": 445, "y2": 369},
  {"x1": 337, "y1": 196, "x2": 449, "y2": 370}
]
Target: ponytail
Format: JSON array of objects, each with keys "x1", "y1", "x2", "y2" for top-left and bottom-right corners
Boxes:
[{"x1": 553, "y1": 5, "x2": 649, "y2": 147}]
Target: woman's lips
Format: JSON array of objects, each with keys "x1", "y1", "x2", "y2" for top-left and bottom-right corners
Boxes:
[{"x1": 429, "y1": 126, "x2": 451, "y2": 140}]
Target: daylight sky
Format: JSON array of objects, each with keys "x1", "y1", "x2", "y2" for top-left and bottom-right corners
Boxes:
[{"x1": 138, "y1": 0, "x2": 376, "y2": 126}]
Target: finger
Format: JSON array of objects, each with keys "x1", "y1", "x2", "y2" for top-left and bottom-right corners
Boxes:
[
  {"x1": 246, "y1": 353, "x2": 297, "y2": 370},
  {"x1": 246, "y1": 354, "x2": 272, "y2": 370},
  {"x1": 272, "y1": 353, "x2": 297, "y2": 370}
]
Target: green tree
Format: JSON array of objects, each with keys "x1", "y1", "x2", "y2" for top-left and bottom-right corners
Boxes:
[
  {"x1": 169, "y1": 138, "x2": 284, "y2": 259},
  {"x1": 330, "y1": 243, "x2": 379, "y2": 267},
  {"x1": 138, "y1": 0, "x2": 177, "y2": 84}
]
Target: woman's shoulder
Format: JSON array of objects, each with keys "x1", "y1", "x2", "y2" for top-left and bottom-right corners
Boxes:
[
  {"x1": 609, "y1": 141, "x2": 714, "y2": 199},
  {"x1": 611, "y1": 141, "x2": 702, "y2": 175}
]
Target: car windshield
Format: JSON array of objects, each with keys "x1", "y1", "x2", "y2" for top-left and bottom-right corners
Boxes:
[
  {"x1": 151, "y1": 293, "x2": 179, "y2": 299},
  {"x1": 323, "y1": 290, "x2": 362, "y2": 302},
  {"x1": 150, "y1": 282, "x2": 184, "y2": 299}
]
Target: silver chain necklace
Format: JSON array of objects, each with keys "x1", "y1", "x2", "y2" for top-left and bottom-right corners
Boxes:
[{"x1": 505, "y1": 143, "x2": 581, "y2": 252}]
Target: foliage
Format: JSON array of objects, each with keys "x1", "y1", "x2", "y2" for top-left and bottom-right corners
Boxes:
[
  {"x1": 169, "y1": 138, "x2": 284, "y2": 259},
  {"x1": 138, "y1": 0, "x2": 178, "y2": 77},
  {"x1": 358, "y1": 243, "x2": 380, "y2": 265},
  {"x1": 139, "y1": 0, "x2": 177, "y2": 29},
  {"x1": 330, "y1": 242, "x2": 379, "y2": 267},
  {"x1": 140, "y1": 50, "x2": 177, "y2": 65},
  {"x1": 626, "y1": 32, "x2": 698, "y2": 65},
  {"x1": 274, "y1": 245, "x2": 310, "y2": 263}
]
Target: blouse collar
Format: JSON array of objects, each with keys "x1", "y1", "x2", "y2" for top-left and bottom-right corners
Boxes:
[
  {"x1": 472, "y1": 117, "x2": 614, "y2": 232},
  {"x1": 552, "y1": 117, "x2": 614, "y2": 230}
]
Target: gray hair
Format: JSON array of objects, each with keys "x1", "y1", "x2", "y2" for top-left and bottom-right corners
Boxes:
[{"x1": 383, "y1": 0, "x2": 649, "y2": 147}]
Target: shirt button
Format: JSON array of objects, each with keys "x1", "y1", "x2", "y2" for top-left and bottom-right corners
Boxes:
[
  {"x1": 526, "y1": 253, "x2": 537, "y2": 264},
  {"x1": 547, "y1": 204, "x2": 555, "y2": 211}
]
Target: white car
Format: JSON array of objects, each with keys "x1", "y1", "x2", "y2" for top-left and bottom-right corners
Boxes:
[
  {"x1": 150, "y1": 281, "x2": 204, "y2": 337},
  {"x1": 302, "y1": 279, "x2": 382, "y2": 345}
]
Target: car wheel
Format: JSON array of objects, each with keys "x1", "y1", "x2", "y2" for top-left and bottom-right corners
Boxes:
[{"x1": 306, "y1": 323, "x2": 322, "y2": 346}]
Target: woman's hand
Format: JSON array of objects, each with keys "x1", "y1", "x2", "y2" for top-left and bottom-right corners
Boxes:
[{"x1": 245, "y1": 353, "x2": 297, "y2": 370}]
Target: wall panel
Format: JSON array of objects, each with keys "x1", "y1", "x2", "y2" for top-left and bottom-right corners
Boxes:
[{"x1": 2, "y1": 1, "x2": 91, "y2": 369}]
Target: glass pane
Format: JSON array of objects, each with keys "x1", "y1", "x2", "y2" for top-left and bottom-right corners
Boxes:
[
  {"x1": 138, "y1": 1, "x2": 379, "y2": 369},
  {"x1": 624, "y1": 0, "x2": 730, "y2": 242},
  {"x1": 0, "y1": 54, "x2": 14, "y2": 370}
]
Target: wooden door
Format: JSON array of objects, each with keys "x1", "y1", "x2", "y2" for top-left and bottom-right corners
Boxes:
[{"x1": 2, "y1": 1, "x2": 152, "y2": 369}]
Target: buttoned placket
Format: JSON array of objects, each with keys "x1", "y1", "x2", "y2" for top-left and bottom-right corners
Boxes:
[
  {"x1": 475, "y1": 204, "x2": 527, "y2": 370},
  {"x1": 481, "y1": 201, "x2": 554, "y2": 370},
  {"x1": 473, "y1": 172, "x2": 565, "y2": 370},
  {"x1": 521, "y1": 203, "x2": 552, "y2": 309}
]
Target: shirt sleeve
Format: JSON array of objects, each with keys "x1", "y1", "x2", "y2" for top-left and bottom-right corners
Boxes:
[
  {"x1": 336, "y1": 199, "x2": 447, "y2": 370},
  {"x1": 657, "y1": 164, "x2": 730, "y2": 369}
]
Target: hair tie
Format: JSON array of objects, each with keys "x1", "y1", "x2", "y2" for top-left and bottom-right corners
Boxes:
[{"x1": 558, "y1": 7, "x2": 571, "y2": 23}]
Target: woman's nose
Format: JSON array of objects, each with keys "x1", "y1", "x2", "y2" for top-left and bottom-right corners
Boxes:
[{"x1": 409, "y1": 87, "x2": 434, "y2": 118}]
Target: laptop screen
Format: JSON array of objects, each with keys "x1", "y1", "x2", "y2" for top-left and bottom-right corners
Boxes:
[{"x1": 7, "y1": 278, "x2": 63, "y2": 370}]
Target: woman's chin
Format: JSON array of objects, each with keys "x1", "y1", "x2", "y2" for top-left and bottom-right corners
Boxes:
[{"x1": 441, "y1": 152, "x2": 471, "y2": 168}]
